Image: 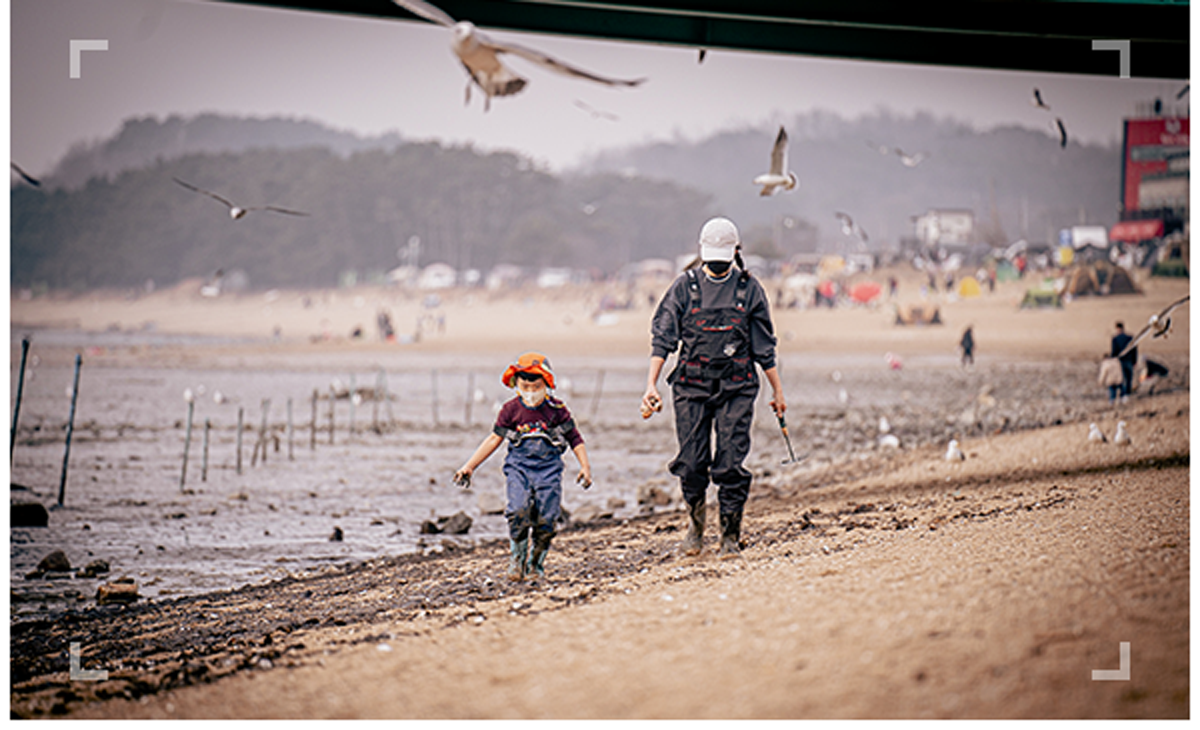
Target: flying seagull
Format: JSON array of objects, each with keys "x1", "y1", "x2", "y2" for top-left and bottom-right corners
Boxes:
[
  {"x1": 390, "y1": 0, "x2": 645, "y2": 112},
  {"x1": 1118, "y1": 295, "x2": 1190, "y2": 358},
  {"x1": 1031, "y1": 87, "x2": 1052, "y2": 111},
  {"x1": 573, "y1": 98, "x2": 619, "y2": 122},
  {"x1": 1054, "y1": 118, "x2": 1068, "y2": 148},
  {"x1": 893, "y1": 148, "x2": 928, "y2": 168},
  {"x1": 753, "y1": 125, "x2": 798, "y2": 196},
  {"x1": 173, "y1": 178, "x2": 309, "y2": 220},
  {"x1": 10, "y1": 162, "x2": 40, "y2": 187},
  {"x1": 865, "y1": 140, "x2": 891, "y2": 156},
  {"x1": 835, "y1": 212, "x2": 869, "y2": 243}
]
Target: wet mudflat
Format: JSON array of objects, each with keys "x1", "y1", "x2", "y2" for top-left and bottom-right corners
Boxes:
[{"x1": 9, "y1": 329, "x2": 1190, "y2": 718}]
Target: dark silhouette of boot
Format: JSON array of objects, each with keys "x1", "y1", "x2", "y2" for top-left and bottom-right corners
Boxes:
[
  {"x1": 682, "y1": 499, "x2": 705, "y2": 555},
  {"x1": 718, "y1": 510, "x2": 743, "y2": 558}
]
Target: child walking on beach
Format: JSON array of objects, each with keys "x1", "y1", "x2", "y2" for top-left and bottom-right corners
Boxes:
[{"x1": 454, "y1": 352, "x2": 592, "y2": 581}]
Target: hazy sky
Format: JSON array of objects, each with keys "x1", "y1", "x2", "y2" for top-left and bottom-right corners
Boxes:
[{"x1": 9, "y1": 0, "x2": 1192, "y2": 179}]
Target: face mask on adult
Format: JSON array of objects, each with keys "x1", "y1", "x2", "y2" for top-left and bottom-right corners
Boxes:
[{"x1": 705, "y1": 260, "x2": 732, "y2": 276}]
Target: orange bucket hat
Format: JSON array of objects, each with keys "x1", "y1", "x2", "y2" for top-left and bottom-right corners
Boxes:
[{"x1": 501, "y1": 352, "x2": 556, "y2": 390}]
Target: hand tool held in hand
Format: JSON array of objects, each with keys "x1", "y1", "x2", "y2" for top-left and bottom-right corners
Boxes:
[{"x1": 776, "y1": 412, "x2": 804, "y2": 465}]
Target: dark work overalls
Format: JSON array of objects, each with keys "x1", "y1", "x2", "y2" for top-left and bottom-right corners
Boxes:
[{"x1": 666, "y1": 269, "x2": 759, "y2": 517}]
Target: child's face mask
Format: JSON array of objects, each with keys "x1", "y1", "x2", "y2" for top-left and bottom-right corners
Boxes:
[{"x1": 517, "y1": 379, "x2": 547, "y2": 408}]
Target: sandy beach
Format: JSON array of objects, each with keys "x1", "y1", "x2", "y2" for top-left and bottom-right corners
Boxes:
[{"x1": 8, "y1": 266, "x2": 1191, "y2": 718}]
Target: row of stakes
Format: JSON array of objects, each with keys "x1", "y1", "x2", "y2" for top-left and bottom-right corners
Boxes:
[{"x1": 9, "y1": 337, "x2": 610, "y2": 506}]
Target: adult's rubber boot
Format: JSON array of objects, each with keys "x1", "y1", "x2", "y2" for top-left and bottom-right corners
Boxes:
[
  {"x1": 530, "y1": 532, "x2": 553, "y2": 578},
  {"x1": 682, "y1": 499, "x2": 706, "y2": 556},
  {"x1": 718, "y1": 510, "x2": 743, "y2": 559},
  {"x1": 507, "y1": 537, "x2": 529, "y2": 581}
]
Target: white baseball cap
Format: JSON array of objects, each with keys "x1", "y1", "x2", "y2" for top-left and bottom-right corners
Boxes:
[{"x1": 698, "y1": 217, "x2": 739, "y2": 262}]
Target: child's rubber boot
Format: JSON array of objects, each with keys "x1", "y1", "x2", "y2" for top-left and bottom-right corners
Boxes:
[
  {"x1": 682, "y1": 499, "x2": 705, "y2": 556},
  {"x1": 718, "y1": 510, "x2": 743, "y2": 559},
  {"x1": 529, "y1": 532, "x2": 553, "y2": 578},
  {"x1": 507, "y1": 537, "x2": 529, "y2": 581}
]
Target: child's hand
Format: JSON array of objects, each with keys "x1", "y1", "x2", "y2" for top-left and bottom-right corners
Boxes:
[
  {"x1": 576, "y1": 467, "x2": 592, "y2": 490},
  {"x1": 452, "y1": 466, "x2": 473, "y2": 489}
]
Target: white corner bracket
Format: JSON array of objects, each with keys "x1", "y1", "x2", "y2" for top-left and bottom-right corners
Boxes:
[
  {"x1": 1091, "y1": 40, "x2": 1131, "y2": 79},
  {"x1": 70, "y1": 39, "x2": 109, "y2": 79},
  {"x1": 1091, "y1": 641, "x2": 1131, "y2": 681}
]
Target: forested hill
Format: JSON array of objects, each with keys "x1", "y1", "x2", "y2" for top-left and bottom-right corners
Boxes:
[
  {"x1": 11, "y1": 143, "x2": 713, "y2": 290},
  {"x1": 582, "y1": 109, "x2": 1122, "y2": 254},
  {"x1": 46, "y1": 114, "x2": 408, "y2": 192},
  {"x1": 13, "y1": 110, "x2": 1124, "y2": 291}
]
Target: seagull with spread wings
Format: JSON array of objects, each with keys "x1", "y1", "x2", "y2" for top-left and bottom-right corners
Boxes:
[
  {"x1": 893, "y1": 148, "x2": 928, "y2": 168},
  {"x1": 753, "y1": 126, "x2": 798, "y2": 196},
  {"x1": 391, "y1": 0, "x2": 645, "y2": 112},
  {"x1": 1031, "y1": 87, "x2": 1052, "y2": 111},
  {"x1": 835, "y1": 212, "x2": 869, "y2": 244},
  {"x1": 10, "y1": 162, "x2": 40, "y2": 187},
  {"x1": 173, "y1": 178, "x2": 309, "y2": 220},
  {"x1": 1054, "y1": 118, "x2": 1069, "y2": 148},
  {"x1": 1118, "y1": 295, "x2": 1190, "y2": 358}
]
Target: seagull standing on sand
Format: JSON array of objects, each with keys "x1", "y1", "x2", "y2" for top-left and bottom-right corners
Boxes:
[
  {"x1": 1113, "y1": 421, "x2": 1132, "y2": 445},
  {"x1": 753, "y1": 126, "x2": 798, "y2": 196},
  {"x1": 390, "y1": 0, "x2": 645, "y2": 112},
  {"x1": 1087, "y1": 423, "x2": 1107, "y2": 444},
  {"x1": 1119, "y1": 295, "x2": 1190, "y2": 358},
  {"x1": 173, "y1": 178, "x2": 309, "y2": 220},
  {"x1": 945, "y1": 439, "x2": 965, "y2": 461}
]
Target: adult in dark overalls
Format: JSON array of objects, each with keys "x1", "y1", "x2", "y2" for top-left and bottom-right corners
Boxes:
[
  {"x1": 1111, "y1": 321, "x2": 1137, "y2": 402},
  {"x1": 642, "y1": 217, "x2": 786, "y2": 558}
]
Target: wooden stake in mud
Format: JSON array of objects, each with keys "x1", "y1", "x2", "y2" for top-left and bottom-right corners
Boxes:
[
  {"x1": 310, "y1": 388, "x2": 318, "y2": 451},
  {"x1": 590, "y1": 368, "x2": 606, "y2": 420},
  {"x1": 258, "y1": 399, "x2": 270, "y2": 465},
  {"x1": 201, "y1": 418, "x2": 211, "y2": 482},
  {"x1": 431, "y1": 369, "x2": 440, "y2": 425},
  {"x1": 56, "y1": 354, "x2": 82, "y2": 507},
  {"x1": 328, "y1": 386, "x2": 336, "y2": 445},
  {"x1": 372, "y1": 370, "x2": 381, "y2": 432},
  {"x1": 10, "y1": 336, "x2": 30, "y2": 464},
  {"x1": 465, "y1": 371, "x2": 474, "y2": 427},
  {"x1": 348, "y1": 374, "x2": 356, "y2": 440},
  {"x1": 236, "y1": 406, "x2": 244, "y2": 475},
  {"x1": 287, "y1": 398, "x2": 294, "y2": 461},
  {"x1": 381, "y1": 369, "x2": 395, "y2": 427},
  {"x1": 180, "y1": 395, "x2": 195, "y2": 491}
]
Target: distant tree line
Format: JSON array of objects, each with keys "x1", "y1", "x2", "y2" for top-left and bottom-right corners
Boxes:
[{"x1": 11, "y1": 143, "x2": 715, "y2": 291}]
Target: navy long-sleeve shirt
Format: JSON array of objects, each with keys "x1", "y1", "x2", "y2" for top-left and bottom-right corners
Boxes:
[{"x1": 650, "y1": 270, "x2": 777, "y2": 371}]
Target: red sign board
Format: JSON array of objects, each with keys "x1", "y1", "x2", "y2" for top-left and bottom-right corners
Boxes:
[
  {"x1": 1122, "y1": 117, "x2": 1188, "y2": 213},
  {"x1": 1110, "y1": 219, "x2": 1163, "y2": 242}
]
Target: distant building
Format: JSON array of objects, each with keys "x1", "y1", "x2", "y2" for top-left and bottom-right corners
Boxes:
[
  {"x1": 913, "y1": 209, "x2": 975, "y2": 248},
  {"x1": 1112, "y1": 113, "x2": 1189, "y2": 245},
  {"x1": 417, "y1": 262, "x2": 457, "y2": 290}
]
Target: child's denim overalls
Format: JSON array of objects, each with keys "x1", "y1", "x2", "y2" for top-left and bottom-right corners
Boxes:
[{"x1": 503, "y1": 434, "x2": 564, "y2": 541}]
